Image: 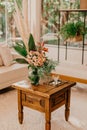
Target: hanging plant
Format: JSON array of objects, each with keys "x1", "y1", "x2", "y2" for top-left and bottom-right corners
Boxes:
[{"x1": 60, "y1": 20, "x2": 87, "y2": 42}]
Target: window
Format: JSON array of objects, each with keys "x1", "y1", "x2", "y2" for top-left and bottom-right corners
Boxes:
[
  {"x1": 0, "y1": 1, "x2": 5, "y2": 42},
  {"x1": 0, "y1": 0, "x2": 41, "y2": 44},
  {"x1": 41, "y1": 0, "x2": 59, "y2": 44},
  {"x1": 41, "y1": 0, "x2": 80, "y2": 46},
  {"x1": 0, "y1": 0, "x2": 20, "y2": 45}
]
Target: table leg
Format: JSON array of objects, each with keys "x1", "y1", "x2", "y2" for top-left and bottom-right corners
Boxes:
[
  {"x1": 45, "y1": 100, "x2": 51, "y2": 130},
  {"x1": 18, "y1": 90, "x2": 23, "y2": 124},
  {"x1": 65, "y1": 88, "x2": 71, "y2": 121}
]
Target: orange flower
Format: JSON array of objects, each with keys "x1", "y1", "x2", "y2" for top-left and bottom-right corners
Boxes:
[{"x1": 43, "y1": 47, "x2": 48, "y2": 52}]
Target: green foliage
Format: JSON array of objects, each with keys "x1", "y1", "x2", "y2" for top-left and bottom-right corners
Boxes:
[
  {"x1": 60, "y1": 0, "x2": 69, "y2": 9},
  {"x1": 71, "y1": 0, "x2": 80, "y2": 9},
  {"x1": 60, "y1": 21, "x2": 86, "y2": 40},
  {"x1": 27, "y1": 58, "x2": 57, "y2": 78},
  {"x1": 42, "y1": 0, "x2": 59, "y2": 33},
  {"x1": 13, "y1": 33, "x2": 57, "y2": 85},
  {"x1": 28, "y1": 68, "x2": 40, "y2": 85},
  {"x1": 28, "y1": 34, "x2": 36, "y2": 51},
  {"x1": 13, "y1": 41, "x2": 27, "y2": 57},
  {"x1": 14, "y1": 58, "x2": 29, "y2": 64},
  {"x1": 42, "y1": 0, "x2": 80, "y2": 36},
  {"x1": 38, "y1": 59, "x2": 57, "y2": 77},
  {"x1": 43, "y1": 59, "x2": 57, "y2": 73},
  {"x1": 13, "y1": 33, "x2": 37, "y2": 58}
]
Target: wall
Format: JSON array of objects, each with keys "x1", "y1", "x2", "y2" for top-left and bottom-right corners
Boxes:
[
  {"x1": 80, "y1": 0, "x2": 87, "y2": 9},
  {"x1": 46, "y1": 45, "x2": 87, "y2": 65}
]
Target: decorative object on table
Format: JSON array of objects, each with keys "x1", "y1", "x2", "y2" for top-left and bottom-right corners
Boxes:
[
  {"x1": 60, "y1": 20, "x2": 87, "y2": 42},
  {"x1": 13, "y1": 34, "x2": 57, "y2": 85},
  {"x1": 52, "y1": 75, "x2": 59, "y2": 85}
]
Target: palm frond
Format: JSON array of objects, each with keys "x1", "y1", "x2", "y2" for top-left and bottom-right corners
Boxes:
[
  {"x1": 14, "y1": 58, "x2": 28, "y2": 64},
  {"x1": 28, "y1": 34, "x2": 36, "y2": 51},
  {"x1": 13, "y1": 42, "x2": 27, "y2": 57},
  {"x1": 16, "y1": 41, "x2": 26, "y2": 49}
]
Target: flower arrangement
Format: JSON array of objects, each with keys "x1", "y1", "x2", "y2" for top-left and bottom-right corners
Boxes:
[
  {"x1": 13, "y1": 34, "x2": 57, "y2": 85},
  {"x1": 26, "y1": 47, "x2": 46, "y2": 67}
]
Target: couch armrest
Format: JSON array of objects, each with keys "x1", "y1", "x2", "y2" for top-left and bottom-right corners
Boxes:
[{"x1": 11, "y1": 52, "x2": 23, "y2": 59}]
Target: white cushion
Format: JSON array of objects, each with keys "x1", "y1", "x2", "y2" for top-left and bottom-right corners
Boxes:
[
  {"x1": 0, "y1": 55, "x2": 3, "y2": 66},
  {"x1": 0, "y1": 44, "x2": 13, "y2": 66},
  {"x1": 0, "y1": 63, "x2": 28, "y2": 89}
]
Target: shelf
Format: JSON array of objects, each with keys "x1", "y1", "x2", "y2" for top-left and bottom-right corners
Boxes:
[{"x1": 59, "y1": 9, "x2": 87, "y2": 12}]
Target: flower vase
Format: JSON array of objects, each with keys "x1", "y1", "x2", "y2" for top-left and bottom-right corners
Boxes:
[{"x1": 28, "y1": 68, "x2": 40, "y2": 86}]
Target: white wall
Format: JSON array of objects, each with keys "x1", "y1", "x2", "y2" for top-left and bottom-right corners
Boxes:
[{"x1": 46, "y1": 45, "x2": 87, "y2": 65}]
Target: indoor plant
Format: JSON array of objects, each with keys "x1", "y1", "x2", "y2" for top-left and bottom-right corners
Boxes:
[
  {"x1": 60, "y1": 20, "x2": 86, "y2": 42},
  {"x1": 13, "y1": 34, "x2": 57, "y2": 85}
]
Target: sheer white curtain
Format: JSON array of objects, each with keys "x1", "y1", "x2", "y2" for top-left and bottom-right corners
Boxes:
[
  {"x1": 22, "y1": 0, "x2": 29, "y2": 31},
  {"x1": 28, "y1": 0, "x2": 41, "y2": 42},
  {"x1": 14, "y1": 0, "x2": 41, "y2": 44}
]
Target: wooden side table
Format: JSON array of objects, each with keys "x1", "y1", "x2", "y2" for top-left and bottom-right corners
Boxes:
[{"x1": 12, "y1": 79, "x2": 76, "y2": 130}]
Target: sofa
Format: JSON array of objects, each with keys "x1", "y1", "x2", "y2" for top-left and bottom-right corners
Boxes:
[{"x1": 0, "y1": 44, "x2": 28, "y2": 90}]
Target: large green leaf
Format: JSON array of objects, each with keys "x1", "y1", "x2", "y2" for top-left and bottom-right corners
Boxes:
[
  {"x1": 16, "y1": 41, "x2": 26, "y2": 48},
  {"x1": 14, "y1": 58, "x2": 28, "y2": 64},
  {"x1": 28, "y1": 33, "x2": 36, "y2": 51},
  {"x1": 13, "y1": 42, "x2": 27, "y2": 57}
]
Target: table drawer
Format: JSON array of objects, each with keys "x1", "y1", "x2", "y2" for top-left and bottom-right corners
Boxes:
[
  {"x1": 51, "y1": 92, "x2": 65, "y2": 107},
  {"x1": 22, "y1": 92, "x2": 45, "y2": 110}
]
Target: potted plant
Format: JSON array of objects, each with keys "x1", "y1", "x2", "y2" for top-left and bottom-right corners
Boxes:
[
  {"x1": 60, "y1": 20, "x2": 86, "y2": 42},
  {"x1": 13, "y1": 34, "x2": 57, "y2": 85}
]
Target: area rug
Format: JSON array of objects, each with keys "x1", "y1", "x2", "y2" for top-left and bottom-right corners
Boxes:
[{"x1": 0, "y1": 86, "x2": 87, "y2": 130}]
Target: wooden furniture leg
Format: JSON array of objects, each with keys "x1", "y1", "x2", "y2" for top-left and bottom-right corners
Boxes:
[
  {"x1": 65, "y1": 88, "x2": 71, "y2": 121},
  {"x1": 45, "y1": 99, "x2": 51, "y2": 130},
  {"x1": 18, "y1": 90, "x2": 23, "y2": 124}
]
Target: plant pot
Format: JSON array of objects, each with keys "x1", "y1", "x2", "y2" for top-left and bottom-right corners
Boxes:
[{"x1": 66, "y1": 35, "x2": 83, "y2": 42}]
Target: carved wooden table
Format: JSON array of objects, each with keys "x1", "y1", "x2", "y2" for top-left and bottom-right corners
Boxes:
[{"x1": 12, "y1": 79, "x2": 76, "y2": 130}]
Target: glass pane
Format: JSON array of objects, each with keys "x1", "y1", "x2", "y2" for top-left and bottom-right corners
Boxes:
[
  {"x1": 41, "y1": 0, "x2": 59, "y2": 45},
  {"x1": 6, "y1": 0, "x2": 20, "y2": 45},
  {"x1": 41, "y1": 0, "x2": 80, "y2": 46},
  {"x1": 0, "y1": 0, "x2": 20, "y2": 45},
  {"x1": 0, "y1": 1, "x2": 5, "y2": 43}
]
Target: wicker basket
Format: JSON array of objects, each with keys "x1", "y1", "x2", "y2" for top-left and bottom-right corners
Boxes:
[{"x1": 66, "y1": 35, "x2": 83, "y2": 42}]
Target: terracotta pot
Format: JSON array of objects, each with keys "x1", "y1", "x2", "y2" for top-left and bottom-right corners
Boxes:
[{"x1": 80, "y1": 0, "x2": 87, "y2": 9}]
